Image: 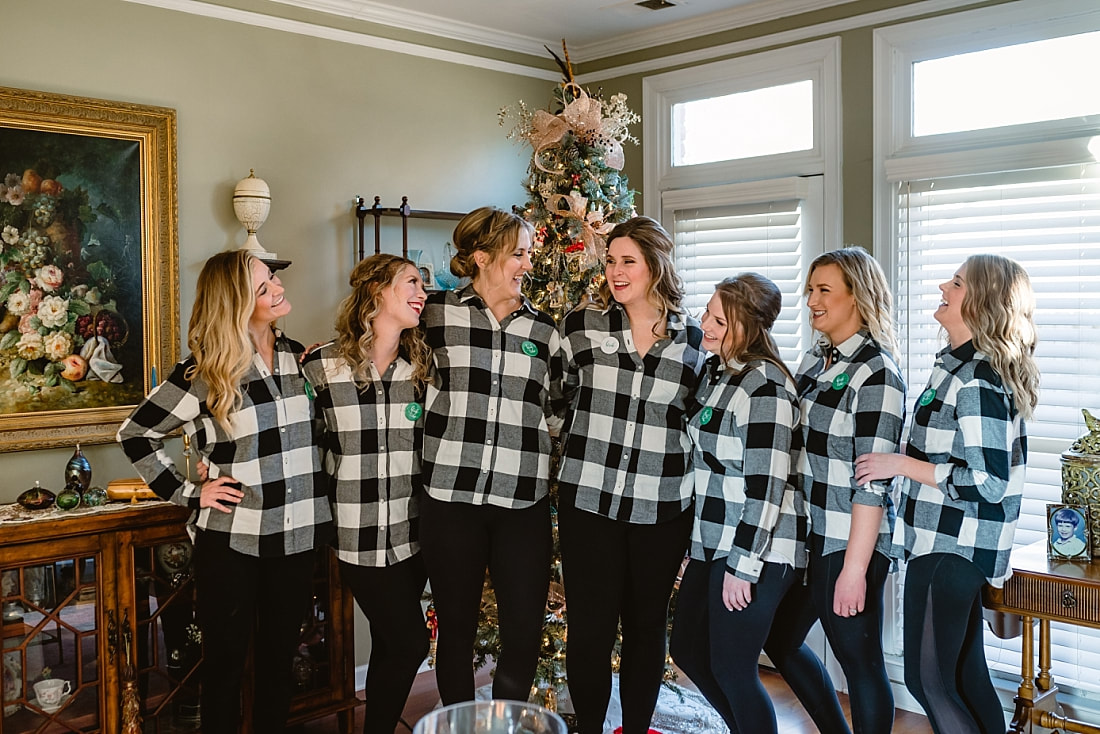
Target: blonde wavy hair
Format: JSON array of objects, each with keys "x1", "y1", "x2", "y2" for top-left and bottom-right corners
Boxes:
[
  {"x1": 806, "y1": 247, "x2": 899, "y2": 360},
  {"x1": 714, "y1": 273, "x2": 794, "y2": 384},
  {"x1": 185, "y1": 250, "x2": 259, "y2": 431},
  {"x1": 449, "y1": 206, "x2": 533, "y2": 280},
  {"x1": 960, "y1": 254, "x2": 1040, "y2": 420},
  {"x1": 597, "y1": 216, "x2": 684, "y2": 335},
  {"x1": 334, "y1": 254, "x2": 432, "y2": 389}
]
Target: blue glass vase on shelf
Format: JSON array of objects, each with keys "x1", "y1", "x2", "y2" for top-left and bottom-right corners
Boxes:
[{"x1": 432, "y1": 243, "x2": 463, "y2": 291}]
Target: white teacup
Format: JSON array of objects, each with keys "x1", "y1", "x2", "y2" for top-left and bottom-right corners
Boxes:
[{"x1": 33, "y1": 678, "x2": 71, "y2": 707}]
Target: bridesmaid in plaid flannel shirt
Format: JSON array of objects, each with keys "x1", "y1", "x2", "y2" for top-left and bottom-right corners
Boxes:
[
  {"x1": 119, "y1": 251, "x2": 332, "y2": 734},
  {"x1": 302, "y1": 254, "x2": 431, "y2": 734},
  {"x1": 669, "y1": 273, "x2": 807, "y2": 734},
  {"x1": 764, "y1": 247, "x2": 906, "y2": 734},
  {"x1": 856, "y1": 254, "x2": 1039, "y2": 734}
]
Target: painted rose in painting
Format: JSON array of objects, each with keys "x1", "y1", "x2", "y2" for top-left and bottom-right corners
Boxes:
[{"x1": 0, "y1": 166, "x2": 129, "y2": 390}]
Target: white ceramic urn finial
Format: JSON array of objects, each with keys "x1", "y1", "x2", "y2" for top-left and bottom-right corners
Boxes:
[{"x1": 232, "y1": 169, "x2": 274, "y2": 259}]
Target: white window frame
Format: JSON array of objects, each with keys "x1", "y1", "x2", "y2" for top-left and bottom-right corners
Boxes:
[
  {"x1": 873, "y1": 0, "x2": 1100, "y2": 701},
  {"x1": 873, "y1": 0, "x2": 1100, "y2": 277},
  {"x1": 643, "y1": 37, "x2": 843, "y2": 253}
]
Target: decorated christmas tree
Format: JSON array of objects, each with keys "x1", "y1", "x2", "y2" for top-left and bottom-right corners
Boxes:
[{"x1": 499, "y1": 43, "x2": 639, "y2": 322}]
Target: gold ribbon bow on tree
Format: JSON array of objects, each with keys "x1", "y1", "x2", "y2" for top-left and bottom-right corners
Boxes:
[
  {"x1": 532, "y1": 84, "x2": 626, "y2": 174},
  {"x1": 544, "y1": 191, "x2": 615, "y2": 267}
]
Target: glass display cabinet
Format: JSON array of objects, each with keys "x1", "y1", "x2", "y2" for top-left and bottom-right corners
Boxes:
[{"x1": 0, "y1": 502, "x2": 357, "y2": 733}]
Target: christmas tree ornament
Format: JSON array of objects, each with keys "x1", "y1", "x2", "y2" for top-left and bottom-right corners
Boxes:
[{"x1": 499, "y1": 40, "x2": 638, "y2": 323}]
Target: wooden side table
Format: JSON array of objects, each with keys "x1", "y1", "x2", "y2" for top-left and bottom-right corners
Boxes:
[{"x1": 982, "y1": 541, "x2": 1100, "y2": 734}]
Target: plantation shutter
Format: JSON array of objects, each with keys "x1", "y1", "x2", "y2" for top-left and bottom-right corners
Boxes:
[
  {"x1": 894, "y1": 161, "x2": 1100, "y2": 692},
  {"x1": 665, "y1": 176, "x2": 823, "y2": 366}
]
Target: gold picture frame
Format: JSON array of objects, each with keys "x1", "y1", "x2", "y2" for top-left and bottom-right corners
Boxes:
[
  {"x1": 1047, "y1": 503, "x2": 1092, "y2": 561},
  {"x1": 0, "y1": 86, "x2": 178, "y2": 452}
]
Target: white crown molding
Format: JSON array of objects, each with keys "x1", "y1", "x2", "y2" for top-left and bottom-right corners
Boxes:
[
  {"x1": 576, "y1": 0, "x2": 980, "y2": 84},
  {"x1": 573, "y1": 0, "x2": 859, "y2": 61},
  {"x1": 120, "y1": 0, "x2": 560, "y2": 80},
  {"x1": 268, "y1": 0, "x2": 552, "y2": 58}
]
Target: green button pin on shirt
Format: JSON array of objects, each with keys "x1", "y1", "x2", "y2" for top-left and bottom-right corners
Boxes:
[
  {"x1": 304, "y1": 380, "x2": 315, "y2": 400},
  {"x1": 831, "y1": 373, "x2": 850, "y2": 390},
  {"x1": 521, "y1": 340, "x2": 539, "y2": 357},
  {"x1": 919, "y1": 388, "x2": 936, "y2": 406},
  {"x1": 405, "y1": 402, "x2": 423, "y2": 421},
  {"x1": 700, "y1": 406, "x2": 713, "y2": 425}
]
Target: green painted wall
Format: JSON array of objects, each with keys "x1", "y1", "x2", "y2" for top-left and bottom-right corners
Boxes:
[{"x1": 1, "y1": 0, "x2": 548, "y2": 500}]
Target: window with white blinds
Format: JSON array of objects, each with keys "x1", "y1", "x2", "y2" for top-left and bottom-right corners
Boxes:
[
  {"x1": 895, "y1": 162, "x2": 1100, "y2": 692},
  {"x1": 666, "y1": 177, "x2": 822, "y2": 365}
]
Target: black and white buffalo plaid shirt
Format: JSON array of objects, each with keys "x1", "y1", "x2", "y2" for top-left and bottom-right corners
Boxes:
[
  {"x1": 420, "y1": 285, "x2": 562, "y2": 508},
  {"x1": 302, "y1": 344, "x2": 422, "y2": 567},
  {"x1": 117, "y1": 331, "x2": 332, "y2": 557},
  {"x1": 557, "y1": 303, "x2": 706, "y2": 524},
  {"x1": 893, "y1": 341, "x2": 1027, "y2": 587},
  {"x1": 687, "y1": 357, "x2": 807, "y2": 582},
  {"x1": 795, "y1": 330, "x2": 906, "y2": 558}
]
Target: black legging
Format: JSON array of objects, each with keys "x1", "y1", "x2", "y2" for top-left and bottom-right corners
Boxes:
[
  {"x1": 340, "y1": 555, "x2": 429, "y2": 734},
  {"x1": 764, "y1": 545, "x2": 893, "y2": 734},
  {"x1": 418, "y1": 493, "x2": 551, "y2": 704},
  {"x1": 903, "y1": 553, "x2": 1005, "y2": 734},
  {"x1": 670, "y1": 558, "x2": 798, "y2": 734},
  {"x1": 193, "y1": 539, "x2": 315, "y2": 734},
  {"x1": 557, "y1": 503, "x2": 692, "y2": 734}
]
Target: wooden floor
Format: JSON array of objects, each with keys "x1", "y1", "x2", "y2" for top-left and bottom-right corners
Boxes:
[{"x1": 296, "y1": 666, "x2": 933, "y2": 733}]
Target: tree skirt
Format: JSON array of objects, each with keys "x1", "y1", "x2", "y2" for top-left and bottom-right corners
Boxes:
[{"x1": 474, "y1": 675, "x2": 728, "y2": 734}]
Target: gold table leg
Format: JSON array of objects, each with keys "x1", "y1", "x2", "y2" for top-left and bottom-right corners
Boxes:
[{"x1": 1007, "y1": 615, "x2": 1035, "y2": 734}]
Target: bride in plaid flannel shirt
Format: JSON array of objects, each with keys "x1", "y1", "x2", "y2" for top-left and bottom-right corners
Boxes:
[
  {"x1": 118, "y1": 250, "x2": 332, "y2": 734},
  {"x1": 556, "y1": 216, "x2": 706, "y2": 734},
  {"x1": 856, "y1": 254, "x2": 1039, "y2": 734}
]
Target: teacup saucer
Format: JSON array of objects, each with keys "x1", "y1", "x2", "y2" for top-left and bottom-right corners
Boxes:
[{"x1": 34, "y1": 693, "x2": 69, "y2": 714}]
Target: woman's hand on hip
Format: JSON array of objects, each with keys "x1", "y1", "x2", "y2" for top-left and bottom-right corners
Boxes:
[{"x1": 199, "y1": 476, "x2": 244, "y2": 513}]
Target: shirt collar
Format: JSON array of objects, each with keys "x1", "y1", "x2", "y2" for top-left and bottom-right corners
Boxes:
[
  {"x1": 602, "y1": 299, "x2": 686, "y2": 336},
  {"x1": 938, "y1": 339, "x2": 978, "y2": 372},
  {"x1": 704, "y1": 353, "x2": 748, "y2": 384},
  {"x1": 457, "y1": 283, "x2": 537, "y2": 316}
]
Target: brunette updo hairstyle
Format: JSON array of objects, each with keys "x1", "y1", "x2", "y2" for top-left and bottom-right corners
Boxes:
[
  {"x1": 713, "y1": 272, "x2": 794, "y2": 383},
  {"x1": 449, "y1": 206, "x2": 534, "y2": 279}
]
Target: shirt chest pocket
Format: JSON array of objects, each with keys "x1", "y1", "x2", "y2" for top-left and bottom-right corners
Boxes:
[
  {"x1": 647, "y1": 348, "x2": 693, "y2": 406},
  {"x1": 503, "y1": 343, "x2": 547, "y2": 385}
]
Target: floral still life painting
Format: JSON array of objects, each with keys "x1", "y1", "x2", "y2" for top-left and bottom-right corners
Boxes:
[
  {"x1": 0, "y1": 130, "x2": 144, "y2": 409},
  {"x1": 0, "y1": 86, "x2": 178, "y2": 452}
]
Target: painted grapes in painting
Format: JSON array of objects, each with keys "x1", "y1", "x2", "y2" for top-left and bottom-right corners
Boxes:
[{"x1": 0, "y1": 128, "x2": 146, "y2": 415}]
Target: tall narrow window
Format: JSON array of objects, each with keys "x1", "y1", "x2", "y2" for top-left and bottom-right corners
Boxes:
[
  {"x1": 895, "y1": 163, "x2": 1100, "y2": 685},
  {"x1": 878, "y1": 0, "x2": 1100, "y2": 694}
]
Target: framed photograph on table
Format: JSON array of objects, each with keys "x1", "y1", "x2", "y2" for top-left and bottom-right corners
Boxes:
[
  {"x1": 418, "y1": 262, "x2": 436, "y2": 290},
  {"x1": 0, "y1": 86, "x2": 178, "y2": 452},
  {"x1": 1047, "y1": 504, "x2": 1091, "y2": 561}
]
